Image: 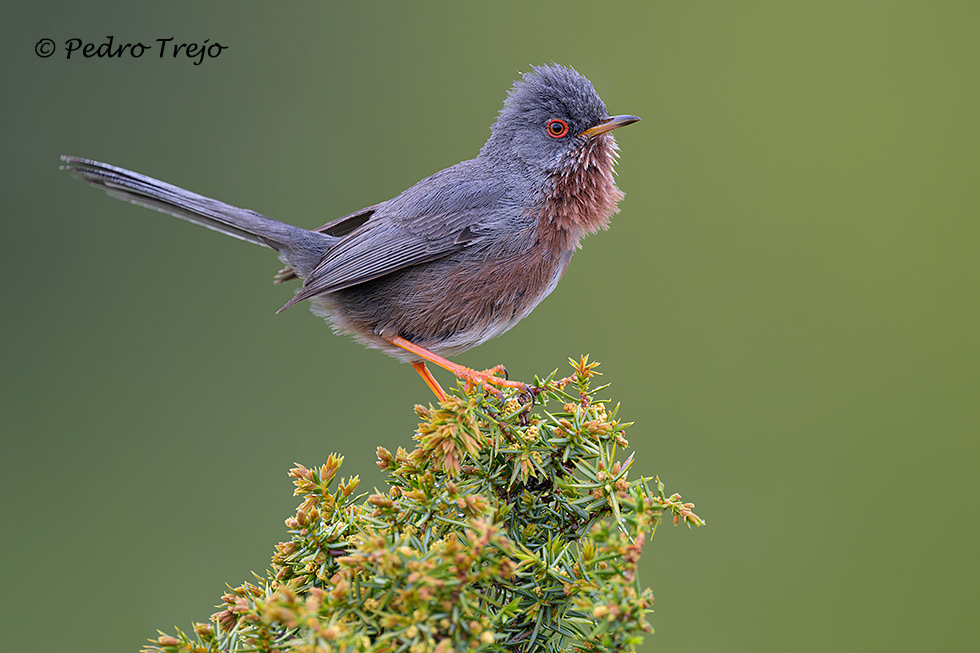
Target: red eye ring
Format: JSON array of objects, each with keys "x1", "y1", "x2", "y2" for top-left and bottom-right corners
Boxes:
[{"x1": 546, "y1": 119, "x2": 569, "y2": 138}]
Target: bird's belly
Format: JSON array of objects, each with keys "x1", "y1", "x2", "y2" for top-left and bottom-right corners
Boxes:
[{"x1": 311, "y1": 245, "x2": 574, "y2": 361}]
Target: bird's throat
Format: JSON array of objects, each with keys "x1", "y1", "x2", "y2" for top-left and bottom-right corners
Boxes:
[{"x1": 540, "y1": 135, "x2": 625, "y2": 244}]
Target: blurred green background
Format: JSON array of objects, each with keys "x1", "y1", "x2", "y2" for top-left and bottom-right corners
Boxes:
[{"x1": 2, "y1": 1, "x2": 977, "y2": 651}]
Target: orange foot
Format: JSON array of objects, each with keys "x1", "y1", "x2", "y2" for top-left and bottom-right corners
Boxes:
[{"x1": 390, "y1": 336, "x2": 530, "y2": 400}]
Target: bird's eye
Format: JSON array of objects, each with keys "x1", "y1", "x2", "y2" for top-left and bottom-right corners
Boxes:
[{"x1": 546, "y1": 119, "x2": 569, "y2": 138}]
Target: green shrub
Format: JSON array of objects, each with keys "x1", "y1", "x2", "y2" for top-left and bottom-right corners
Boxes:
[{"x1": 144, "y1": 357, "x2": 703, "y2": 653}]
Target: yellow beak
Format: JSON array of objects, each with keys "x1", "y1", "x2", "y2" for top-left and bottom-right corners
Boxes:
[{"x1": 579, "y1": 114, "x2": 641, "y2": 138}]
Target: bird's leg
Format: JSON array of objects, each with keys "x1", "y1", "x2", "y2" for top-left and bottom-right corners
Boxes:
[
  {"x1": 389, "y1": 336, "x2": 527, "y2": 396},
  {"x1": 411, "y1": 361, "x2": 447, "y2": 401}
]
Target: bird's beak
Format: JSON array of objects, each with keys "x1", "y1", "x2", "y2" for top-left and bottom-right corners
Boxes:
[{"x1": 579, "y1": 114, "x2": 641, "y2": 138}]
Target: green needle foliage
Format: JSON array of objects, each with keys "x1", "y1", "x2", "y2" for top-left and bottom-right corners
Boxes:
[{"x1": 144, "y1": 357, "x2": 703, "y2": 653}]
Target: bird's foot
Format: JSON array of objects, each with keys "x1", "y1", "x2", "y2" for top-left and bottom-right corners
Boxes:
[
  {"x1": 454, "y1": 363, "x2": 527, "y2": 397},
  {"x1": 390, "y1": 336, "x2": 533, "y2": 400}
]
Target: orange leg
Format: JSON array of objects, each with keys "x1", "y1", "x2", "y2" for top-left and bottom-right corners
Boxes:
[
  {"x1": 390, "y1": 335, "x2": 528, "y2": 396},
  {"x1": 411, "y1": 361, "x2": 446, "y2": 401}
]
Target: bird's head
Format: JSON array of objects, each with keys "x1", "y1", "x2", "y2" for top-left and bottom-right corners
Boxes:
[{"x1": 481, "y1": 64, "x2": 639, "y2": 176}]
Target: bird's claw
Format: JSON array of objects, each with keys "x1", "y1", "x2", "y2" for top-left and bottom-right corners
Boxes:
[
  {"x1": 459, "y1": 364, "x2": 525, "y2": 397},
  {"x1": 486, "y1": 364, "x2": 509, "y2": 380}
]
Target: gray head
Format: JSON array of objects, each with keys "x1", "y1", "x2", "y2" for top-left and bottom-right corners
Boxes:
[{"x1": 480, "y1": 64, "x2": 639, "y2": 174}]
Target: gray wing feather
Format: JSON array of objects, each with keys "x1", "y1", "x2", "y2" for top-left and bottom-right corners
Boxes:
[{"x1": 281, "y1": 166, "x2": 505, "y2": 309}]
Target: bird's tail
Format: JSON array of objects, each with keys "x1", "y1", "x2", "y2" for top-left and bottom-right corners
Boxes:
[{"x1": 60, "y1": 156, "x2": 334, "y2": 278}]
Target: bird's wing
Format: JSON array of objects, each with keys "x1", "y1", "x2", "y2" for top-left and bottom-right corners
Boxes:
[
  {"x1": 273, "y1": 204, "x2": 381, "y2": 284},
  {"x1": 279, "y1": 170, "x2": 504, "y2": 309},
  {"x1": 313, "y1": 204, "x2": 381, "y2": 237}
]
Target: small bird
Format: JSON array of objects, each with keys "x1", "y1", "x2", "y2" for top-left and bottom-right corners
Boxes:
[{"x1": 62, "y1": 64, "x2": 638, "y2": 400}]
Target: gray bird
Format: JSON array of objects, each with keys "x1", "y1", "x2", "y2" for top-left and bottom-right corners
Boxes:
[{"x1": 62, "y1": 64, "x2": 639, "y2": 399}]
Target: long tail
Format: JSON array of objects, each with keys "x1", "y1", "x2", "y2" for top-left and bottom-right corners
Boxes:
[{"x1": 60, "y1": 156, "x2": 335, "y2": 278}]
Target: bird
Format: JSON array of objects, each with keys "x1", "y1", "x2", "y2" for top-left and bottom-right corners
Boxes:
[{"x1": 61, "y1": 64, "x2": 639, "y2": 401}]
